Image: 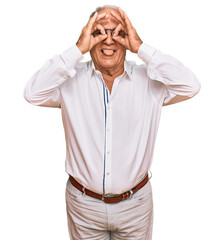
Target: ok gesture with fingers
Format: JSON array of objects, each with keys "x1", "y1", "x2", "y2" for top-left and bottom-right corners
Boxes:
[
  {"x1": 111, "y1": 7, "x2": 143, "y2": 53},
  {"x1": 76, "y1": 12, "x2": 108, "y2": 54}
]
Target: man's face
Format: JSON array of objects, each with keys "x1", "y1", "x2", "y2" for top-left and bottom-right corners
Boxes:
[{"x1": 90, "y1": 8, "x2": 126, "y2": 72}]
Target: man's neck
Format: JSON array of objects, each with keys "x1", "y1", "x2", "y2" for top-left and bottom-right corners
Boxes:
[
  {"x1": 94, "y1": 63, "x2": 124, "y2": 80},
  {"x1": 101, "y1": 67, "x2": 124, "y2": 81},
  {"x1": 95, "y1": 65, "x2": 125, "y2": 94}
]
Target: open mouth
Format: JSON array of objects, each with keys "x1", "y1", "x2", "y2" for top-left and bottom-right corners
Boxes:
[{"x1": 101, "y1": 49, "x2": 116, "y2": 56}]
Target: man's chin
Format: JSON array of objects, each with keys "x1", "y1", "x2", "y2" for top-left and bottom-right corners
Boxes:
[{"x1": 99, "y1": 60, "x2": 117, "y2": 69}]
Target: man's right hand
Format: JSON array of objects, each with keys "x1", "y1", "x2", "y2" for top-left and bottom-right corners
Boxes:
[{"x1": 76, "y1": 12, "x2": 108, "y2": 54}]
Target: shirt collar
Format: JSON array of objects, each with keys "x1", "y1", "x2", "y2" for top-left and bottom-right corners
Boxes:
[{"x1": 87, "y1": 60, "x2": 132, "y2": 79}]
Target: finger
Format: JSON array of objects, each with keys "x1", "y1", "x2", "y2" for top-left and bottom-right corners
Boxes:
[
  {"x1": 118, "y1": 7, "x2": 132, "y2": 31},
  {"x1": 93, "y1": 24, "x2": 106, "y2": 35},
  {"x1": 110, "y1": 10, "x2": 125, "y2": 27},
  {"x1": 112, "y1": 34, "x2": 129, "y2": 49},
  {"x1": 117, "y1": 7, "x2": 125, "y2": 19},
  {"x1": 87, "y1": 12, "x2": 98, "y2": 29},
  {"x1": 124, "y1": 11, "x2": 133, "y2": 27},
  {"x1": 87, "y1": 12, "x2": 108, "y2": 34},
  {"x1": 113, "y1": 23, "x2": 124, "y2": 37},
  {"x1": 96, "y1": 34, "x2": 108, "y2": 42},
  {"x1": 92, "y1": 33, "x2": 107, "y2": 45},
  {"x1": 96, "y1": 12, "x2": 108, "y2": 21}
]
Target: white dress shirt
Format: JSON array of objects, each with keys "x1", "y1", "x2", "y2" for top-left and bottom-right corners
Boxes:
[{"x1": 24, "y1": 43, "x2": 200, "y2": 195}]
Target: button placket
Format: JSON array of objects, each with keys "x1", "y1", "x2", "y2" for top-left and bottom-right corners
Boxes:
[
  {"x1": 98, "y1": 73, "x2": 113, "y2": 194},
  {"x1": 104, "y1": 99, "x2": 112, "y2": 193},
  {"x1": 99, "y1": 74, "x2": 115, "y2": 193}
]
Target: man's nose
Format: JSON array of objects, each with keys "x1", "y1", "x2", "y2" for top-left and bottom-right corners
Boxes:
[{"x1": 103, "y1": 31, "x2": 114, "y2": 44}]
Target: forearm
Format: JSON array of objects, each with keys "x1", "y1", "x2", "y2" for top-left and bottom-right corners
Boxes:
[
  {"x1": 137, "y1": 43, "x2": 201, "y2": 105},
  {"x1": 24, "y1": 45, "x2": 83, "y2": 107}
]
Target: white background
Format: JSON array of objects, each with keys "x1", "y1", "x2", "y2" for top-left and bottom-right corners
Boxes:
[{"x1": 0, "y1": 0, "x2": 223, "y2": 239}]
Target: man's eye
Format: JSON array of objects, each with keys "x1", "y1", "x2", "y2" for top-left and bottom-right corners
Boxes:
[
  {"x1": 92, "y1": 30, "x2": 101, "y2": 37},
  {"x1": 118, "y1": 31, "x2": 126, "y2": 38}
]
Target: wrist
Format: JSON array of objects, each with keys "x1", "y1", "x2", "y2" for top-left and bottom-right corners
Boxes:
[
  {"x1": 61, "y1": 45, "x2": 84, "y2": 67},
  {"x1": 134, "y1": 40, "x2": 143, "y2": 53},
  {"x1": 137, "y1": 43, "x2": 157, "y2": 63},
  {"x1": 76, "y1": 42, "x2": 87, "y2": 55}
]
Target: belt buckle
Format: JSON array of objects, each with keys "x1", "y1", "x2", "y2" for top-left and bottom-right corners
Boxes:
[{"x1": 122, "y1": 190, "x2": 133, "y2": 201}]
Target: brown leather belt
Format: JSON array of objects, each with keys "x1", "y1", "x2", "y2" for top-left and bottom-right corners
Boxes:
[{"x1": 69, "y1": 174, "x2": 149, "y2": 204}]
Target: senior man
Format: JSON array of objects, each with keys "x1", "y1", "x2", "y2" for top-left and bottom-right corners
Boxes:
[{"x1": 24, "y1": 5, "x2": 200, "y2": 240}]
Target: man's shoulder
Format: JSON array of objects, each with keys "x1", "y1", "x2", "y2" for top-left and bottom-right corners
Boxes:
[
  {"x1": 126, "y1": 60, "x2": 146, "y2": 68},
  {"x1": 75, "y1": 61, "x2": 89, "y2": 70},
  {"x1": 126, "y1": 60, "x2": 147, "y2": 76}
]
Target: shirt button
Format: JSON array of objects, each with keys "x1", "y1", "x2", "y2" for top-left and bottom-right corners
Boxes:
[
  {"x1": 107, "y1": 172, "x2": 110, "y2": 176},
  {"x1": 107, "y1": 150, "x2": 110, "y2": 154},
  {"x1": 107, "y1": 128, "x2": 110, "y2": 131},
  {"x1": 107, "y1": 106, "x2": 110, "y2": 110}
]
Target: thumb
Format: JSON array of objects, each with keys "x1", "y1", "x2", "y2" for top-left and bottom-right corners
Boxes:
[
  {"x1": 112, "y1": 36, "x2": 129, "y2": 49},
  {"x1": 94, "y1": 34, "x2": 107, "y2": 44}
]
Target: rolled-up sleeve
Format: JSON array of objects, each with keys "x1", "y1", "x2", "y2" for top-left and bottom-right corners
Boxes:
[
  {"x1": 23, "y1": 45, "x2": 84, "y2": 107},
  {"x1": 137, "y1": 43, "x2": 201, "y2": 106}
]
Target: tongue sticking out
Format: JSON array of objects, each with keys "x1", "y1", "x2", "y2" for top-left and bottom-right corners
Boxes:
[{"x1": 102, "y1": 49, "x2": 115, "y2": 56}]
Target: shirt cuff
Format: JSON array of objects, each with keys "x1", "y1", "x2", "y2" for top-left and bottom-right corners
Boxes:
[
  {"x1": 61, "y1": 45, "x2": 84, "y2": 67},
  {"x1": 137, "y1": 42, "x2": 157, "y2": 63}
]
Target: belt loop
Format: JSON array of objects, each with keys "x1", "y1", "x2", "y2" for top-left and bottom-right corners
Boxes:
[
  {"x1": 82, "y1": 186, "x2": 86, "y2": 196},
  {"x1": 149, "y1": 170, "x2": 152, "y2": 180},
  {"x1": 122, "y1": 193, "x2": 125, "y2": 201},
  {"x1": 129, "y1": 190, "x2": 133, "y2": 199}
]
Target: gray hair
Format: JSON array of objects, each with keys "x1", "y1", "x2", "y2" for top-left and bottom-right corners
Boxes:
[{"x1": 89, "y1": 5, "x2": 118, "y2": 18}]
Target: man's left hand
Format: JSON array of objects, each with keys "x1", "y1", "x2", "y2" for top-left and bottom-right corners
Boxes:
[{"x1": 111, "y1": 8, "x2": 143, "y2": 53}]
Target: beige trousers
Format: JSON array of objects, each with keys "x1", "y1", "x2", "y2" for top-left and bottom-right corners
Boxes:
[{"x1": 65, "y1": 179, "x2": 153, "y2": 240}]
